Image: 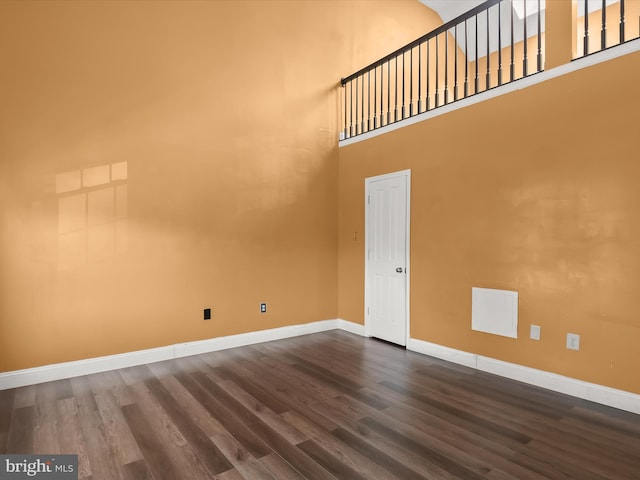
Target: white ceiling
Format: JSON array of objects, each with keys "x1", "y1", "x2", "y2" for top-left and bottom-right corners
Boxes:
[
  {"x1": 418, "y1": 0, "x2": 547, "y2": 61},
  {"x1": 419, "y1": 1, "x2": 486, "y2": 23},
  {"x1": 418, "y1": 0, "x2": 620, "y2": 60},
  {"x1": 419, "y1": 0, "x2": 546, "y2": 23},
  {"x1": 419, "y1": 0, "x2": 619, "y2": 24},
  {"x1": 417, "y1": 0, "x2": 620, "y2": 60}
]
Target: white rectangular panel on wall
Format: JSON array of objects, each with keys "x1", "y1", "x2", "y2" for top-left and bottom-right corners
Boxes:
[{"x1": 471, "y1": 287, "x2": 518, "y2": 338}]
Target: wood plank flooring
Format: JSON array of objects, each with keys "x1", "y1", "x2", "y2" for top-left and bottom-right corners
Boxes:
[{"x1": 1, "y1": 330, "x2": 639, "y2": 479}]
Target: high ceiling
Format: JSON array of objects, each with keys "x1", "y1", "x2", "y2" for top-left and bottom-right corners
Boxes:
[
  {"x1": 417, "y1": 0, "x2": 546, "y2": 61},
  {"x1": 419, "y1": 0, "x2": 486, "y2": 23},
  {"x1": 419, "y1": 0, "x2": 619, "y2": 25}
]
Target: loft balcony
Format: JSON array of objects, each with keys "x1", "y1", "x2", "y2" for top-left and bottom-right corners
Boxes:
[{"x1": 339, "y1": 0, "x2": 640, "y2": 142}]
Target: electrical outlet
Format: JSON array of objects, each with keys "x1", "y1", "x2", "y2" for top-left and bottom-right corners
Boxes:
[
  {"x1": 566, "y1": 333, "x2": 580, "y2": 351},
  {"x1": 203, "y1": 308, "x2": 211, "y2": 320},
  {"x1": 260, "y1": 303, "x2": 267, "y2": 313},
  {"x1": 529, "y1": 324, "x2": 541, "y2": 340}
]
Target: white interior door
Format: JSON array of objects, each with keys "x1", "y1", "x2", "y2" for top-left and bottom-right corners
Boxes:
[{"x1": 365, "y1": 170, "x2": 410, "y2": 346}]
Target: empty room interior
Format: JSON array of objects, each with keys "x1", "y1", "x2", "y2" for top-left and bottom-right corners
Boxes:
[{"x1": 1, "y1": 0, "x2": 639, "y2": 478}]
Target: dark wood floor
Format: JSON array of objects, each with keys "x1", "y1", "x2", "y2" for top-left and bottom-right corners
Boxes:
[{"x1": 1, "y1": 331, "x2": 639, "y2": 479}]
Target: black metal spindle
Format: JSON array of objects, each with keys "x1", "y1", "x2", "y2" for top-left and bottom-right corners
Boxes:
[
  {"x1": 355, "y1": 76, "x2": 359, "y2": 134},
  {"x1": 367, "y1": 71, "x2": 371, "y2": 132},
  {"x1": 373, "y1": 67, "x2": 377, "y2": 129},
  {"x1": 584, "y1": 0, "x2": 590, "y2": 56},
  {"x1": 510, "y1": 0, "x2": 515, "y2": 81},
  {"x1": 601, "y1": 0, "x2": 607, "y2": 50},
  {"x1": 343, "y1": 84, "x2": 347, "y2": 139},
  {"x1": 410, "y1": 49, "x2": 414, "y2": 116},
  {"x1": 486, "y1": 9, "x2": 491, "y2": 90},
  {"x1": 418, "y1": 43, "x2": 422, "y2": 113},
  {"x1": 444, "y1": 31, "x2": 449, "y2": 104},
  {"x1": 426, "y1": 39, "x2": 431, "y2": 110},
  {"x1": 498, "y1": 1, "x2": 503, "y2": 85},
  {"x1": 387, "y1": 60, "x2": 391, "y2": 125},
  {"x1": 361, "y1": 77, "x2": 365, "y2": 132},
  {"x1": 349, "y1": 80, "x2": 354, "y2": 137},
  {"x1": 361, "y1": 76, "x2": 365, "y2": 133},
  {"x1": 402, "y1": 52, "x2": 406, "y2": 119},
  {"x1": 359, "y1": 77, "x2": 363, "y2": 133},
  {"x1": 394, "y1": 57, "x2": 399, "y2": 122},
  {"x1": 464, "y1": 19, "x2": 469, "y2": 97},
  {"x1": 380, "y1": 63, "x2": 385, "y2": 127},
  {"x1": 523, "y1": 0, "x2": 528, "y2": 76},
  {"x1": 475, "y1": 15, "x2": 479, "y2": 93},
  {"x1": 435, "y1": 35, "x2": 440, "y2": 107},
  {"x1": 537, "y1": 0, "x2": 542, "y2": 71},
  {"x1": 620, "y1": 0, "x2": 624, "y2": 43},
  {"x1": 454, "y1": 25, "x2": 459, "y2": 101},
  {"x1": 620, "y1": 0, "x2": 625, "y2": 43}
]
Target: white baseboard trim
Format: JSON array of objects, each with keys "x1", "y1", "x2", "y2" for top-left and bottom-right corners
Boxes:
[
  {"x1": 0, "y1": 319, "x2": 346, "y2": 391},
  {"x1": 337, "y1": 318, "x2": 366, "y2": 336},
  {"x1": 407, "y1": 338, "x2": 640, "y2": 415},
  {"x1": 4, "y1": 321, "x2": 636, "y2": 415}
]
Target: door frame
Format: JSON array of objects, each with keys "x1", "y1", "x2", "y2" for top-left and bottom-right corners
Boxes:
[{"x1": 364, "y1": 169, "x2": 411, "y2": 345}]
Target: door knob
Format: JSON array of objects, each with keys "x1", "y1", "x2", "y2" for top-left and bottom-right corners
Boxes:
[{"x1": 395, "y1": 267, "x2": 404, "y2": 273}]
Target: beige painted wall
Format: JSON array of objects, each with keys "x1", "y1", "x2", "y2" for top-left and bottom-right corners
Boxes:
[
  {"x1": 0, "y1": 0, "x2": 440, "y2": 372},
  {"x1": 338, "y1": 50, "x2": 640, "y2": 394},
  {"x1": 3, "y1": 0, "x2": 638, "y2": 397}
]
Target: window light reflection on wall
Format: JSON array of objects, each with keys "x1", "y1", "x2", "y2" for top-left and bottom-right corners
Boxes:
[{"x1": 55, "y1": 161, "x2": 128, "y2": 265}]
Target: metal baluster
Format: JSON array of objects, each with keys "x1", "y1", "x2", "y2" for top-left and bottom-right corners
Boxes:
[
  {"x1": 584, "y1": 0, "x2": 590, "y2": 56},
  {"x1": 475, "y1": 15, "x2": 479, "y2": 93},
  {"x1": 355, "y1": 76, "x2": 359, "y2": 134},
  {"x1": 510, "y1": 0, "x2": 515, "y2": 81},
  {"x1": 426, "y1": 39, "x2": 431, "y2": 110},
  {"x1": 444, "y1": 31, "x2": 449, "y2": 104},
  {"x1": 418, "y1": 43, "x2": 422, "y2": 113},
  {"x1": 537, "y1": 0, "x2": 543, "y2": 71},
  {"x1": 435, "y1": 35, "x2": 440, "y2": 107},
  {"x1": 349, "y1": 80, "x2": 354, "y2": 137},
  {"x1": 523, "y1": 0, "x2": 528, "y2": 76},
  {"x1": 394, "y1": 57, "x2": 399, "y2": 121},
  {"x1": 361, "y1": 75, "x2": 365, "y2": 133},
  {"x1": 381, "y1": 63, "x2": 385, "y2": 127},
  {"x1": 387, "y1": 60, "x2": 391, "y2": 125},
  {"x1": 620, "y1": 0, "x2": 625, "y2": 43},
  {"x1": 486, "y1": 8, "x2": 491, "y2": 90},
  {"x1": 454, "y1": 25, "x2": 459, "y2": 101},
  {"x1": 402, "y1": 52, "x2": 406, "y2": 119},
  {"x1": 410, "y1": 49, "x2": 414, "y2": 116},
  {"x1": 343, "y1": 83, "x2": 347, "y2": 139},
  {"x1": 373, "y1": 67, "x2": 377, "y2": 129},
  {"x1": 367, "y1": 71, "x2": 371, "y2": 131},
  {"x1": 498, "y1": 0, "x2": 503, "y2": 85},
  {"x1": 464, "y1": 19, "x2": 469, "y2": 97},
  {"x1": 601, "y1": 0, "x2": 607, "y2": 50}
]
